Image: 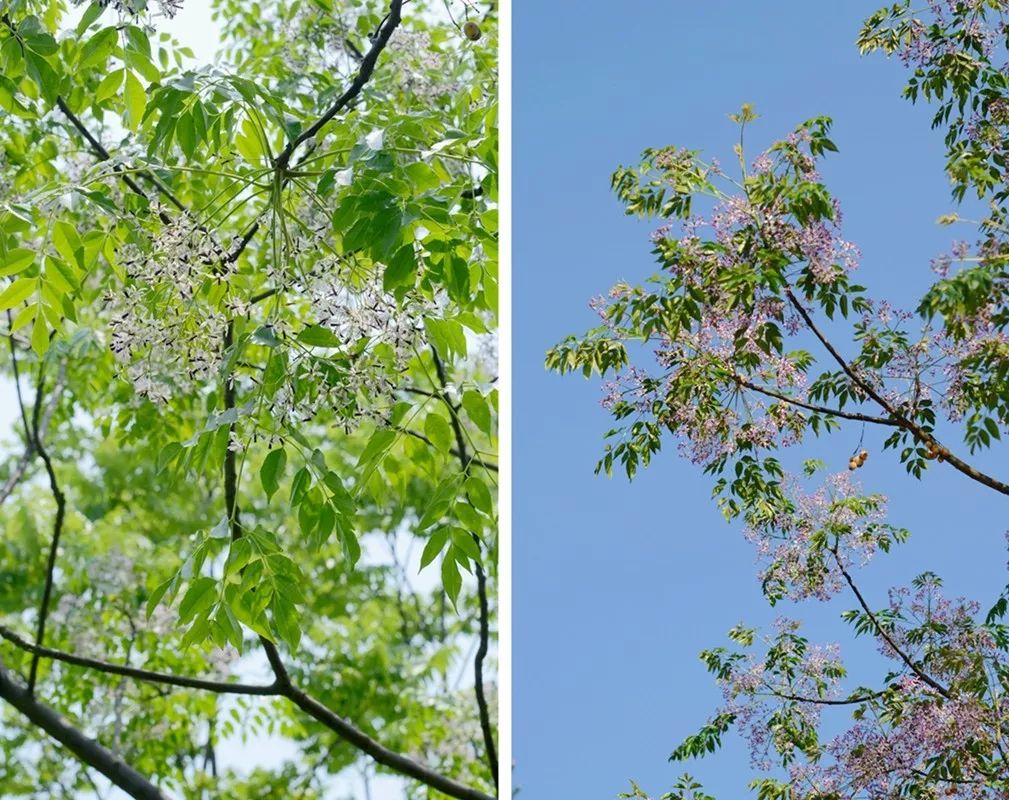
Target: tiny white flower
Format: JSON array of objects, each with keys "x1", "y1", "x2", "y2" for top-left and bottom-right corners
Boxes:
[{"x1": 365, "y1": 129, "x2": 385, "y2": 151}]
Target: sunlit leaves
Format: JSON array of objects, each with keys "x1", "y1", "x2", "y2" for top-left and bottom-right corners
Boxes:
[{"x1": 0, "y1": 0, "x2": 499, "y2": 793}]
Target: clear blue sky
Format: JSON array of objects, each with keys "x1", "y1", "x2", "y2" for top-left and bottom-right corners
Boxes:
[{"x1": 514, "y1": 2, "x2": 1008, "y2": 798}]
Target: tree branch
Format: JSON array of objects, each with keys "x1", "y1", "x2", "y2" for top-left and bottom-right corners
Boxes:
[
  {"x1": 0, "y1": 625, "x2": 279, "y2": 696},
  {"x1": 0, "y1": 331, "x2": 64, "y2": 508},
  {"x1": 430, "y1": 346, "x2": 498, "y2": 790},
  {"x1": 273, "y1": 0, "x2": 404, "y2": 171},
  {"x1": 785, "y1": 287, "x2": 1009, "y2": 496},
  {"x1": 0, "y1": 662, "x2": 168, "y2": 800},
  {"x1": 733, "y1": 375, "x2": 901, "y2": 427},
  {"x1": 396, "y1": 425, "x2": 498, "y2": 473},
  {"x1": 832, "y1": 549, "x2": 950, "y2": 698},
  {"x1": 26, "y1": 363, "x2": 67, "y2": 696},
  {"x1": 769, "y1": 687, "x2": 889, "y2": 706},
  {"x1": 220, "y1": 324, "x2": 491, "y2": 800}
]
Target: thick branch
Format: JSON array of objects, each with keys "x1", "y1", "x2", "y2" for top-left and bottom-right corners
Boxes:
[
  {"x1": 285, "y1": 685, "x2": 494, "y2": 800},
  {"x1": 0, "y1": 663, "x2": 168, "y2": 800}
]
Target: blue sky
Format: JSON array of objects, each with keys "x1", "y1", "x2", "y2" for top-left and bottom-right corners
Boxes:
[{"x1": 514, "y1": 2, "x2": 1008, "y2": 798}]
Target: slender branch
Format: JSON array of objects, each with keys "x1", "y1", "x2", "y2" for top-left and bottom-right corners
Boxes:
[
  {"x1": 0, "y1": 625, "x2": 278, "y2": 696},
  {"x1": 273, "y1": 0, "x2": 405, "y2": 171},
  {"x1": 472, "y1": 558, "x2": 497, "y2": 787},
  {"x1": 430, "y1": 346, "x2": 498, "y2": 789},
  {"x1": 769, "y1": 687, "x2": 888, "y2": 706},
  {"x1": 0, "y1": 330, "x2": 63, "y2": 507},
  {"x1": 7, "y1": 313, "x2": 31, "y2": 441},
  {"x1": 220, "y1": 325, "x2": 491, "y2": 800},
  {"x1": 55, "y1": 99, "x2": 152, "y2": 201},
  {"x1": 785, "y1": 287, "x2": 1009, "y2": 496},
  {"x1": 0, "y1": 662, "x2": 168, "y2": 800},
  {"x1": 24, "y1": 361, "x2": 67, "y2": 696},
  {"x1": 832, "y1": 550, "x2": 950, "y2": 698},
  {"x1": 733, "y1": 375, "x2": 901, "y2": 427},
  {"x1": 396, "y1": 426, "x2": 498, "y2": 473}
]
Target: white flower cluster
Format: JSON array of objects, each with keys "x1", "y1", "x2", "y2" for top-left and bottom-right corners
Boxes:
[
  {"x1": 409, "y1": 683, "x2": 498, "y2": 764},
  {"x1": 107, "y1": 209, "x2": 234, "y2": 403},
  {"x1": 266, "y1": 264, "x2": 432, "y2": 426},
  {"x1": 51, "y1": 550, "x2": 178, "y2": 659},
  {"x1": 388, "y1": 28, "x2": 460, "y2": 101},
  {"x1": 74, "y1": 0, "x2": 183, "y2": 19}
]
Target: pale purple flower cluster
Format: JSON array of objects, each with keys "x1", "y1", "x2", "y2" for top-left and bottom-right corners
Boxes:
[
  {"x1": 744, "y1": 472, "x2": 889, "y2": 601},
  {"x1": 717, "y1": 622, "x2": 843, "y2": 771}
]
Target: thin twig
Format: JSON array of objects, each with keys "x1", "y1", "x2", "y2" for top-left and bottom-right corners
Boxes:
[{"x1": 23, "y1": 360, "x2": 67, "y2": 696}]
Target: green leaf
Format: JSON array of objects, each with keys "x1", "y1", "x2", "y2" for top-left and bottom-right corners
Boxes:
[
  {"x1": 252, "y1": 325, "x2": 282, "y2": 347},
  {"x1": 124, "y1": 71, "x2": 146, "y2": 132},
  {"x1": 176, "y1": 110, "x2": 197, "y2": 159},
  {"x1": 465, "y1": 477, "x2": 493, "y2": 517},
  {"x1": 146, "y1": 575, "x2": 177, "y2": 618},
  {"x1": 95, "y1": 69, "x2": 125, "y2": 104},
  {"x1": 76, "y1": 3, "x2": 105, "y2": 35},
  {"x1": 425, "y1": 317, "x2": 467, "y2": 361},
  {"x1": 297, "y1": 325, "x2": 341, "y2": 347},
  {"x1": 178, "y1": 576, "x2": 218, "y2": 623},
  {"x1": 0, "y1": 278, "x2": 36, "y2": 311},
  {"x1": 462, "y1": 390, "x2": 492, "y2": 434},
  {"x1": 424, "y1": 412, "x2": 453, "y2": 454},
  {"x1": 383, "y1": 245, "x2": 417, "y2": 291},
  {"x1": 418, "y1": 475, "x2": 462, "y2": 529},
  {"x1": 52, "y1": 221, "x2": 83, "y2": 267},
  {"x1": 441, "y1": 554, "x2": 462, "y2": 607},
  {"x1": 260, "y1": 448, "x2": 287, "y2": 502},
  {"x1": 0, "y1": 249, "x2": 34, "y2": 277},
  {"x1": 450, "y1": 527, "x2": 481, "y2": 561},
  {"x1": 356, "y1": 429, "x2": 397, "y2": 481},
  {"x1": 420, "y1": 527, "x2": 449, "y2": 570}
]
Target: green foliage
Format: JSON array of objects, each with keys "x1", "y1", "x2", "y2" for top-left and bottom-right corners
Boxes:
[{"x1": 0, "y1": 0, "x2": 498, "y2": 796}]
